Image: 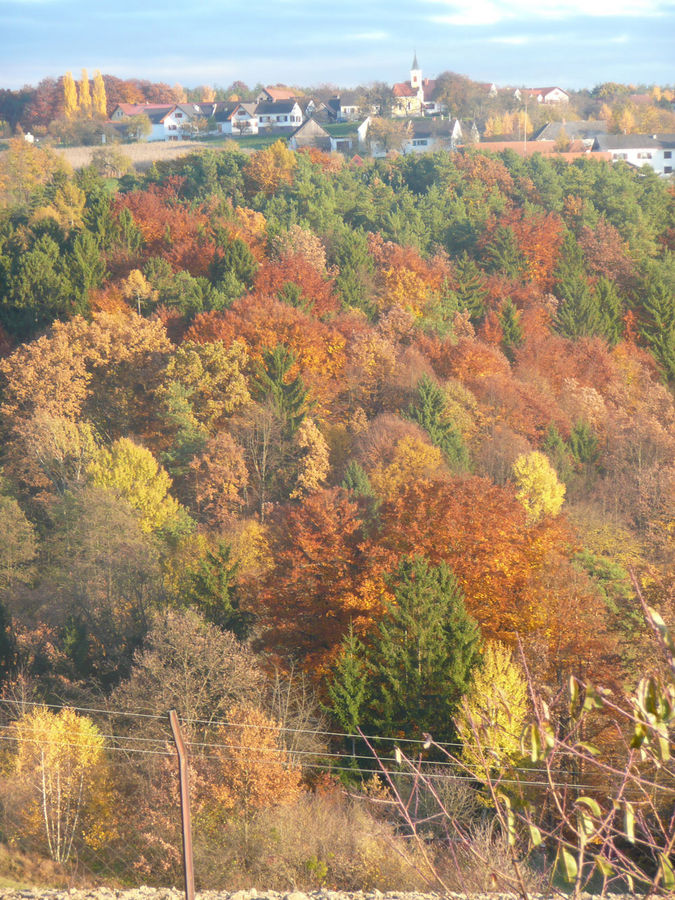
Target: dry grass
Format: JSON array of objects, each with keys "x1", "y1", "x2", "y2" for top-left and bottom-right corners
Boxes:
[{"x1": 53, "y1": 140, "x2": 207, "y2": 171}]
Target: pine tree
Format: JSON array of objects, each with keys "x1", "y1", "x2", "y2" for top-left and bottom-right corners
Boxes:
[
  {"x1": 92, "y1": 70, "x2": 107, "y2": 118},
  {"x1": 62, "y1": 72, "x2": 78, "y2": 119},
  {"x1": 569, "y1": 420, "x2": 600, "y2": 466},
  {"x1": 554, "y1": 235, "x2": 602, "y2": 339},
  {"x1": 640, "y1": 279, "x2": 675, "y2": 382},
  {"x1": 367, "y1": 556, "x2": 481, "y2": 747},
  {"x1": 252, "y1": 344, "x2": 312, "y2": 436},
  {"x1": 78, "y1": 69, "x2": 91, "y2": 116},
  {"x1": 454, "y1": 252, "x2": 487, "y2": 323},
  {"x1": 407, "y1": 374, "x2": 470, "y2": 471},
  {"x1": 499, "y1": 297, "x2": 523, "y2": 361},
  {"x1": 186, "y1": 542, "x2": 252, "y2": 639},
  {"x1": 542, "y1": 423, "x2": 573, "y2": 483}
]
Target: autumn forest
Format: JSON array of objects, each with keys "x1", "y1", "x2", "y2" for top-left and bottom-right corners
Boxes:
[{"x1": 0, "y1": 135, "x2": 673, "y2": 892}]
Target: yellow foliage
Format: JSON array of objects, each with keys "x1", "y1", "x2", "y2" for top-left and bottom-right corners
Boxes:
[
  {"x1": 121, "y1": 269, "x2": 158, "y2": 314},
  {"x1": 10, "y1": 707, "x2": 110, "y2": 862},
  {"x1": 291, "y1": 418, "x2": 331, "y2": 499},
  {"x1": 63, "y1": 71, "x2": 78, "y2": 119},
  {"x1": 370, "y1": 435, "x2": 445, "y2": 500},
  {"x1": 512, "y1": 450, "x2": 565, "y2": 522},
  {"x1": 213, "y1": 703, "x2": 302, "y2": 815},
  {"x1": 378, "y1": 266, "x2": 433, "y2": 317},
  {"x1": 88, "y1": 437, "x2": 181, "y2": 532},
  {"x1": 455, "y1": 641, "x2": 529, "y2": 778},
  {"x1": 92, "y1": 70, "x2": 107, "y2": 118}
]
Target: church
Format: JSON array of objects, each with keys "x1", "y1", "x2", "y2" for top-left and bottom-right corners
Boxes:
[{"x1": 392, "y1": 54, "x2": 441, "y2": 117}]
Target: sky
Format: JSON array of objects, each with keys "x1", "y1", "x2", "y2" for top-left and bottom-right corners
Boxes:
[{"x1": 1, "y1": 0, "x2": 674, "y2": 92}]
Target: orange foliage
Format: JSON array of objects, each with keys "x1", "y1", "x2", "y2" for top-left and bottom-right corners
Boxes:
[
  {"x1": 374, "y1": 477, "x2": 567, "y2": 645},
  {"x1": 257, "y1": 488, "x2": 387, "y2": 672},
  {"x1": 253, "y1": 254, "x2": 339, "y2": 317},
  {"x1": 114, "y1": 184, "x2": 215, "y2": 276},
  {"x1": 298, "y1": 147, "x2": 344, "y2": 173},
  {"x1": 453, "y1": 150, "x2": 515, "y2": 194},
  {"x1": 185, "y1": 295, "x2": 346, "y2": 410}
]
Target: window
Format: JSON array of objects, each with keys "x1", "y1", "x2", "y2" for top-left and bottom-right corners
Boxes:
[
  {"x1": 175, "y1": 112, "x2": 183, "y2": 118},
  {"x1": 637, "y1": 152, "x2": 652, "y2": 159},
  {"x1": 665, "y1": 166, "x2": 673, "y2": 174},
  {"x1": 664, "y1": 151, "x2": 672, "y2": 158},
  {"x1": 412, "y1": 139, "x2": 428, "y2": 146}
]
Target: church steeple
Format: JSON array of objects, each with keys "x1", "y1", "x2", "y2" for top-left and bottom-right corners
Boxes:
[{"x1": 410, "y1": 51, "x2": 422, "y2": 90}]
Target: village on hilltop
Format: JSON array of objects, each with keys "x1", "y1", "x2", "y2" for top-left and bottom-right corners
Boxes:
[{"x1": 6, "y1": 55, "x2": 675, "y2": 176}]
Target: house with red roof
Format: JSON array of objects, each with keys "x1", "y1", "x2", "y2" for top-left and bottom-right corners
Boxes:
[{"x1": 515, "y1": 87, "x2": 569, "y2": 104}]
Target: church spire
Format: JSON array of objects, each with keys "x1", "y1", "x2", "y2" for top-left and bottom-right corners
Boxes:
[{"x1": 412, "y1": 51, "x2": 419, "y2": 70}]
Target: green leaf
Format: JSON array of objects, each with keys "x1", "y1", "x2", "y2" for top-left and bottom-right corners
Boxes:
[
  {"x1": 659, "y1": 853, "x2": 675, "y2": 890},
  {"x1": 576, "y1": 796, "x2": 602, "y2": 817},
  {"x1": 529, "y1": 724, "x2": 542, "y2": 762},
  {"x1": 569, "y1": 674, "x2": 579, "y2": 708},
  {"x1": 560, "y1": 847, "x2": 578, "y2": 882},
  {"x1": 583, "y1": 685, "x2": 605, "y2": 712},
  {"x1": 624, "y1": 801, "x2": 635, "y2": 843},
  {"x1": 528, "y1": 822, "x2": 543, "y2": 847},
  {"x1": 577, "y1": 741, "x2": 600, "y2": 756},
  {"x1": 595, "y1": 855, "x2": 614, "y2": 877}
]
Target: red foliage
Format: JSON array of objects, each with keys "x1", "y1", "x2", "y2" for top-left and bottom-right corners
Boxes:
[
  {"x1": 253, "y1": 254, "x2": 339, "y2": 317},
  {"x1": 113, "y1": 184, "x2": 216, "y2": 277}
]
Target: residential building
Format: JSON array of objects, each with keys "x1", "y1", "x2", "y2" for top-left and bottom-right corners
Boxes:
[
  {"x1": 593, "y1": 133, "x2": 675, "y2": 175},
  {"x1": 392, "y1": 54, "x2": 441, "y2": 117}
]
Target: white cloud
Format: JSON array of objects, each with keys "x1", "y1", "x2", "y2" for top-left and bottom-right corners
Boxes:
[{"x1": 425, "y1": 0, "x2": 667, "y2": 25}]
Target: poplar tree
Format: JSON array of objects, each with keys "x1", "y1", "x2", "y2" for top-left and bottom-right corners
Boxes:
[
  {"x1": 78, "y1": 68, "x2": 91, "y2": 116},
  {"x1": 63, "y1": 71, "x2": 78, "y2": 119},
  {"x1": 92, "y1": 70, "x2": 107, "y2": 118}
]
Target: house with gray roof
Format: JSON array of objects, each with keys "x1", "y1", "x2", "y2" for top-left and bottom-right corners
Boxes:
[
  {"x1": 255, "y1": 100, "x2": 303, "y2": 130},
  {"x1": 592, "y1": 133, "x2": 675, "y2": 176},
  {"x1": 535, "y1": 120, "x2": 609, "y2": 146}
]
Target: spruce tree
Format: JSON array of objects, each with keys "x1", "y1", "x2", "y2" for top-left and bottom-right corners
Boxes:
[
  {"x1": 453, "y1": 252, "x2": 487, "y2": 324},
  {"x1": 367, "y1": 556, "x2": 481, "y2": 747},
  {"x1": 186, "y1": 542, "x2": 252, "y2": 639},
  {"x1": 252, "y1": 344, "x2": 312, "y2": 436},
  {"x1": 640, "y1": 279, "x2": 675, "y2": 382},
  {"x1": 407, "y1": 374, "x2": 470, "y2": 471},
  {"x1": 499, "y1": 297, "x2": 523, "y2": 361}
]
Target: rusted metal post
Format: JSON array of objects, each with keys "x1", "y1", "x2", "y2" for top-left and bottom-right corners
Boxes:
[{"x1": 169, "y1": 709, "x2": 195, "y2": 900}]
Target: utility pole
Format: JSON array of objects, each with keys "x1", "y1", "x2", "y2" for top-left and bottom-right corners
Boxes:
[{"x1": 169, "y1": 709, "x2": 195, "y2": 900}]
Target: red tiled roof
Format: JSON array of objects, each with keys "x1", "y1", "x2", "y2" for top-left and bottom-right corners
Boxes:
[
  {"x1": 264, "y1": 86, "x2": 297, "y2": 100},
  {"x1": 393, "y1": 82, "x2": 417, "y2": 98}
]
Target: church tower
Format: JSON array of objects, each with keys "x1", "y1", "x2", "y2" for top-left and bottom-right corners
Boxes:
[{"x1": 410, "y1": 52, "x2": 422, "y2": 90}]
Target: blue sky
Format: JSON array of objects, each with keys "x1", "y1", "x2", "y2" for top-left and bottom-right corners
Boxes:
[{"x1": 1, "y1": 0, "x2": 674, "y2": 91}]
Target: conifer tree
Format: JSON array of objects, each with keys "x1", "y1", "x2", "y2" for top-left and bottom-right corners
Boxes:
[
  {"x1": 594, "y1": 275, "x2": 623, "y2": 346},
  {"x1": 407, "y1": 374, "x2": 470, "y2": 471},
  {"x1": 325, "y1": 624, "x2": 369, "y2": 746},
  {"x1": 453, "y1": 251, "x2": 487, "y2": 323},
  {"x1": 63, "y1": 72, "x2": 78, "y2": 119},
  {"x1": 92, "y1": 70, "x2": 107, "y2": 118},
  {"x1": 640, "y1": 279, "x2": 675, "y2": 381},
  {"x1": 78, "y1": 69, "x2": 91, "y2": 116},
  {"x1": 367, "y1": 556, "x2": 481, "y2": 746},
  {"x1": 252, "y1": 344, "x2": 311, "y2": 436},
  {"x1": 186, "y1": 541, "x2": 252, "y2": 639},
  {"x1": 499, "y1": 297, "x2": 523, "y2": 361}
]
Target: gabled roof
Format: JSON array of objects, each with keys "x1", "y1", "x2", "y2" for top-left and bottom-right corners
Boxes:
[
  {"x1": 594, "y1": 133, "x2": 668, "y2": 151},
  {"x1": 112, "y1": 103, "x2": 174, "y2": 117},
  {"x1": 256, "y1": 100, "x2": 300, "y2": 115},
  {"x1": 393, "y1": 82, "x2": 417, "y2": 98},
  {"x1": 290, "y1": 117, "x2": 330, "y2": 139},
  {"x1": 535, "y1": 120, "x2": 608, "y2": 141},
  {"x1": 262, "y1": 86, "x2": 298, "y2": 101},
  {"x1": 410, "y1": 118, "x2": 461, "y2": 138},
  {"x1": 521, "y1": 87, "x2": 569, "y2": 99}
]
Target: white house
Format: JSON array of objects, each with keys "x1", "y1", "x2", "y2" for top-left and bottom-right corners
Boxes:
[
  {"x1": 109, "y1": 103, "x2": 208, "y2": 140},
  {"x1": 212, "y1": 102, "x2": 259, "y2": 135},
  {"x1": 516, "y1": 87, "x2": 569, "y2": 104},
  {"x1": 402, "y1": 118, "x2": 464, "y2": 154},
  {"x1": 593, "y1": 133, "x2": 675, "y2": 176},
  {"x1": 255, "y1": 100, "x2": 303, "y2": 130}
]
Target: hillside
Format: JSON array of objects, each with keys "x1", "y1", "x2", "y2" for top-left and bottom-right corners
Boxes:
[{"x1": 0, "y1": 136, "x2": 673, "y2": 894}]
